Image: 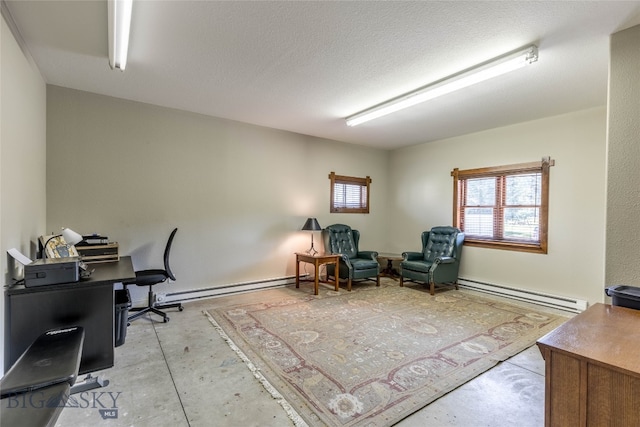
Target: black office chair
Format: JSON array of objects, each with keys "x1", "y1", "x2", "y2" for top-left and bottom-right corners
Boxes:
[{"x1": 125, "y1": 228, "x2": 183, "y2": 323}]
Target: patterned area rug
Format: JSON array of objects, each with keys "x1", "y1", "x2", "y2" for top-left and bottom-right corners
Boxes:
[{"x1": 205, "y1": 280, "x2": 566, "y2": 427}]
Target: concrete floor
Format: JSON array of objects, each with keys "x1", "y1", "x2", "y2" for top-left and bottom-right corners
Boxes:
[{"x1": 56, "y1": 285, "x2": 569, "y2": 427}]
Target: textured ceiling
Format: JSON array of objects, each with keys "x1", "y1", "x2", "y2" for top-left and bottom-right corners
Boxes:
[{"x1": 5, "y1": 1, "x2": 640, "y2": 149}]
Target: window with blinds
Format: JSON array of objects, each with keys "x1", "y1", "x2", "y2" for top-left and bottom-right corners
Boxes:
[
  {"x1": 451, "y1": 157, "x2": 553, "y2": 254},
  {"x1": 329, "y1": 172, "x2": 371, "y2": 213}
]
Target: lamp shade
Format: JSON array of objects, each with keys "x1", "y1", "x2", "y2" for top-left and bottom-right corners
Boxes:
[
  {"x1": 61, "y1": 228, "x2": 83, "y2": 246},
  {"x1": 301, "y1": 218, "x2": 322, "y2": 231}
]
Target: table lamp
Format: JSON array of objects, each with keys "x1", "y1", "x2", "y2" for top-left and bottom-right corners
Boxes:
[{"x1": 301, "y1": 218, "x2": 322, "y2": 255}]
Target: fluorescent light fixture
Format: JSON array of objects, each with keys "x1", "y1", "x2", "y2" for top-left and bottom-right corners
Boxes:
[
  {"x1": 107, "y1": 0, "x2": 133, "y2": 71},
  {"x1": 345, "y1": 45, "x2": 539, "y2": 127}
]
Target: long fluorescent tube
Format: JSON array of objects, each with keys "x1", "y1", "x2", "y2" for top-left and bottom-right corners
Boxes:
[
  {"x1": 345, "y1": 45, "x2": 539, "y2": 127},
  {"x1": 107, "y1": 0, "x2": 133, "y2": 71}
]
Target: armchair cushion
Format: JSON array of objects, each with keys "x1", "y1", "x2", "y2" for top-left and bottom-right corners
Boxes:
[
  {"x1": 401, "y1": 260, "x2": 432, "y2": 274},
  {"x1": 400, "y1": 226, "x2": 464, "y2": 295},
  {"x1": 322, "y1": 224, "x2": 380, "y2": 291},
  {"x1": 350, "y1": 257, "x2": 379, "y2": 271},
  {"x1": 423, "y1": 226, "x2": 459, "y2": 262},
  {"x1": 324, "y1": 224, "x2": 358, "y2": 258}
]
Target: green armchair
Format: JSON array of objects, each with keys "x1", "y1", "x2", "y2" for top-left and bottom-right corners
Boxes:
[
  {"x1": 322, "y1": 224, "x2": 380, "y2": 291},
  {"x1": 400, "y1": 226, "x2": 465, "y2": 295}
]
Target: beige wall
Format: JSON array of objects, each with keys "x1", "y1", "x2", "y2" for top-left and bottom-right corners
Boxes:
[
  {"x1": 46, "y1": 86, "x2": 389, "y2": 302},
  {"x1": 1, "y1": 15, "x2": 47, "y2": 374},
  {"x1": 46, "y1": 83, "x2": 610, "y2": 307},
  {"x1": 45, "y1": 92, "x2": 613, "y2": 307},
  {"x1": 389, "y1": 107, "x2": 608, "y2": 306},
  {"x1": 606, "y1": 24, "x2": 640, "y2": 287}
]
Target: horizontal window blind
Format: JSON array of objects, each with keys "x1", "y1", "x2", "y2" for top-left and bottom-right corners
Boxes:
[
  {"x1": 329, "y1": 172, "x2": 371, "y2": 213},
  {"x1": 333, "y1": 182, "x2": 367, "y2": 209}
]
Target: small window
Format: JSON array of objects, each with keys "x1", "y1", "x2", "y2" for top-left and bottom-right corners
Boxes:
[
  {"x1": 451, "y1": 157, "x2": 554, "y2": 254},
  {"x1": 329, "y1": 172, "x2": 371, "y2": 213}
]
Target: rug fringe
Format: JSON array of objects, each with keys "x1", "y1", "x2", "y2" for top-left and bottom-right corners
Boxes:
[{"x1": 203, "y1": 310, "x2": 309, "y2": 427}]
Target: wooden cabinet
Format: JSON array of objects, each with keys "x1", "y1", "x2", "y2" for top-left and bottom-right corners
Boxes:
[{"x1": 537, "y1": 303, "x2": 640, "y2": 427}]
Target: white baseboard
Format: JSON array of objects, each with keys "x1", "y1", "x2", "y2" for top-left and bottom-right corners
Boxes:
[
  {"x1": 457, "y1": 277, "x2": 588, "y2": 313},
  {"x1": 150, "y1": 275, "x2": 303, "y2": 306},
  {"x1": 131, "y1": 274, "x2": 587, "y2": 314}
]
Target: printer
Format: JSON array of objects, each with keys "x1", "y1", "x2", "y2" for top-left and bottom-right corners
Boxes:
[{"x1": 24, "y1": 257, "x2": 80, "y2": 287}]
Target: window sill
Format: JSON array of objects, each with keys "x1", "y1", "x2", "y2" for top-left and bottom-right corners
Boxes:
[{"x1": 463, "y1": 239, "x2": 547, "y2": 254}]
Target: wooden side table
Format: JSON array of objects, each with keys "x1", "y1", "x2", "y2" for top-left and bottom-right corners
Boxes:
[
  {"x1": 295, "y1": 252, "x2": 340, "y2": 295},
  {"x1": 377, "y1": 253, "x2": 403, "y2": 280}
]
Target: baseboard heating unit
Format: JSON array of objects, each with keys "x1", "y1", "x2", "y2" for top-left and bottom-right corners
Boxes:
[
  {"x1": 457, "y1": 278, "x2": 588, "y2": 313},
  {"x1": 153, "y1": 275, "x2": 303, "y2": 305}
]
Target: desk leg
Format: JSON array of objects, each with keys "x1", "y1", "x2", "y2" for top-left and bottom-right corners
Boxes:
[
  {"x1": 335, "y1": 261, "x2": 340, "y2": 291},
  {"x1": 314, "y1": 260, "x2": 319, "y2": 295},
  {"x1": 296, "y1": 257, "x2": 300, "y2": 288}
]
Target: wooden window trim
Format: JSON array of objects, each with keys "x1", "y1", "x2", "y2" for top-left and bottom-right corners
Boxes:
[
  {"x1": 451, "y1": 157, "x2": 554, "y2": 254},
  {"x1": 329, "y1": 172, "x2": 371, "y2": 214}
]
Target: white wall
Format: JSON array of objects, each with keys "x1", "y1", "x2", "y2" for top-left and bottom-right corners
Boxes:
[
  {"x1": 1, "y1": 14, "x2": 47, "y2": 374},
  {"x1": 606, "y1": 24, "x2": 640, "y2": 286},
  {"x1": 46, "y1": 86, "x2": 389, "y2": 302},
  {"x1": 389, "y1": 107, "x2": 608, "y2": 306}
]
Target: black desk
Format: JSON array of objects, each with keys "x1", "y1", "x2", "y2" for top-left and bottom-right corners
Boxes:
[{"x1": 4, "y1": 256, "x2": 135, "y2": 375}]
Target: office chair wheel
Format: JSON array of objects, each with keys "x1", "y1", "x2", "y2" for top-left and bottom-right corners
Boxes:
[
  {"x1": 163, "y1": 316, "x2": 170, "y2": 323},
  {"x1": 179, "y1": 306, "x2": 184, "y2": 312}
]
